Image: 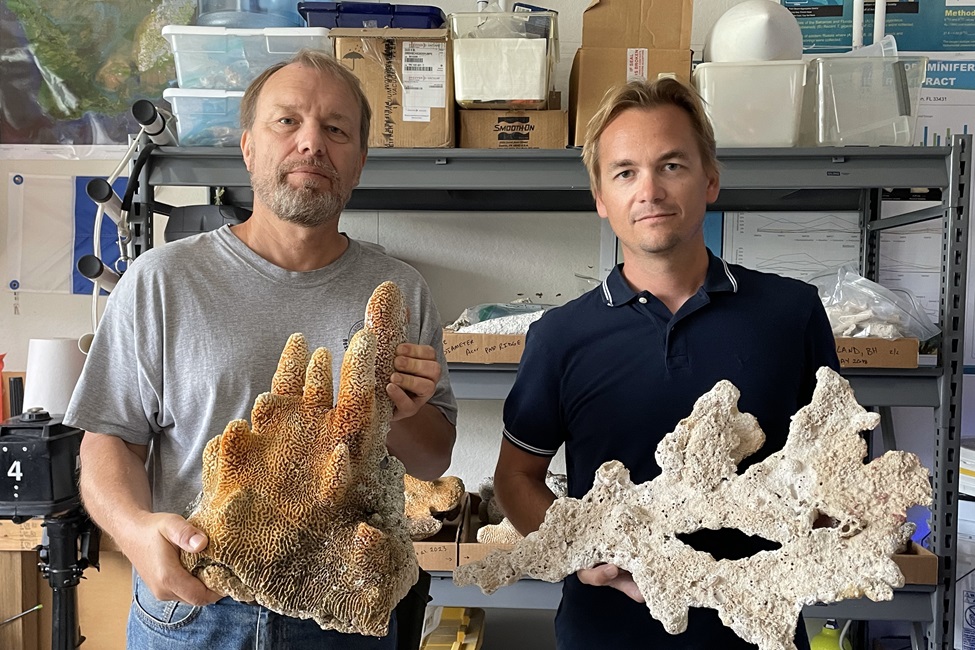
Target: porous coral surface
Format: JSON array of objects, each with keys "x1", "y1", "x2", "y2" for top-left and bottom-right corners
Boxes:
[
  {"x1": 181, "y1": 281, "x2": 417, "y2": 636},
  {"x1": 454, "y1": 367, "x2": 932, "y2": 650}
]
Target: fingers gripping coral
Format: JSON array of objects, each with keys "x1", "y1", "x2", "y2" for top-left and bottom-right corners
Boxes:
[
  {"x1": 454, "y1": 367, "x2": 932, "y2": 650},
  {"x1": 181, "y1": 281, "x2": 417, "y2": 636}
]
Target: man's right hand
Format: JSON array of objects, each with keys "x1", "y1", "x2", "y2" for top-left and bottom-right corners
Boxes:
[
  {"x1": 577, "y1": 564, "x2": 645, "y2": 603},
  {"x1": 126, "y1": 512, "x2": 223, "y2": 606}
]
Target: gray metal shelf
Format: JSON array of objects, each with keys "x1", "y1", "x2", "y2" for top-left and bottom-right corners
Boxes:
[
  {"x1": 429, "y1": 571, "x2": 935, "y2": 622},
  {"x1": 144, "y1": 145, "x2": 955, "y2": 191},
  {"x1": 450, "y1": 364, "x2": 946, "y2": 407},
  {"x1": 134, "y1": 138, "x2": 971, "y2": 650}
]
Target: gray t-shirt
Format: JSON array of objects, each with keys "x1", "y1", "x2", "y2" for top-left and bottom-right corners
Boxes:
[{"x1": 65, "y1": 226, "x2": 457, "y2": 515}]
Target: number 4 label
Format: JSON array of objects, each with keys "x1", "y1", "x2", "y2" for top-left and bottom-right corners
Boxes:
[{"x1": 7, "y1": 460, "x2": 23, "y2": 481}]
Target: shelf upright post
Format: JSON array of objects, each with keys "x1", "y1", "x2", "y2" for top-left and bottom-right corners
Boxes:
[{"x1": 929, "y1": 134, "x2": 971, "y2": 650}]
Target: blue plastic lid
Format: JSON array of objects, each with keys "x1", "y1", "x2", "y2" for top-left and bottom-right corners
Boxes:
[{"x1": 298, "y1": 2, "x2": 446, "y2": 29}]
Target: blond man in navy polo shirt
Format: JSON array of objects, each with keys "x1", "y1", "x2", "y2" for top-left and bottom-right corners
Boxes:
[{"x1": 493, "y1": 78, "x2": 840, "y2": 649}]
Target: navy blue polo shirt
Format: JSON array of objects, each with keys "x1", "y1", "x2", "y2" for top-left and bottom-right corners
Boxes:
[{"x1": 502, "y1": 251, "x2": 838, "y2": 650}]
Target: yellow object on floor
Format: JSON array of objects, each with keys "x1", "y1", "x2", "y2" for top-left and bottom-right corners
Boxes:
[{"x1": 420, "y1": 607, "x2": 485, "y2": 650}]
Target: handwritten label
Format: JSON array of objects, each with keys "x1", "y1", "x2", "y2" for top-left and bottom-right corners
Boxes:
[
  {"x1": 415, "y1": 544, "x2": 448, "y2": 556},
  {"x1": 835, "y1": 338, "x2": 918, "y2": 368},
  {"x1": 442, "y1": 332, "x2": 525, "y2": 364},
  {"x1": 0, "y1": 520, "x2": 42, "y2": 551}
]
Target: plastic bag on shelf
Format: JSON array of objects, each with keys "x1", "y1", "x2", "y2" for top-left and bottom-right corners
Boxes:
[
  {"x1": 812, "y1": 264, "x2": 940, "y2": 342},
  {"x1": 446, "y1": 302, "x2": 552, "y2": 331}
]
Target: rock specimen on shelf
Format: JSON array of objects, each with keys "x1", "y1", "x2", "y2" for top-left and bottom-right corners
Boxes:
[
  {"x1": 476, "y1": 472, "x2": 568, "y2": 544},
  {"x1": 181, "y1": 281, "x2": 416, "y2": 636},
  {"x1": 404, "y1": 474, "x2": 466, "y2": 540},
  {"x1": 454, "y1": 367, "x2": 932, "y2": 650},
  {"x1": 477, "y1": 517, "x2": 523, "y2": 545}
]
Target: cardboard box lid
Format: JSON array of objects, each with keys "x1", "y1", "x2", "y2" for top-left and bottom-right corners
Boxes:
[
  {"x1": 330, "y1": 27, "x2": 449, "y2": 41},
  {"x1": 582, "y1": 0, "x2": 692, "y2": 51}
]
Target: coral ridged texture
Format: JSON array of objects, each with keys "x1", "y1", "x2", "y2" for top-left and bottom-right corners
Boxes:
[
  {"x1": 181, "y1": 281, "x2": 417, "y2": 636},
  {"x1": 403, "y1": 474, "x2": 466, "y2": 540},
  {"x1": 454, "y1": 367, "x2": 932, "y2": 650}
]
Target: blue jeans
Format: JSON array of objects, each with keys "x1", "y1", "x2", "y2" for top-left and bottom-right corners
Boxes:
[{"x1": 128, "y1": 575, "x2": 398, "y2": 649}]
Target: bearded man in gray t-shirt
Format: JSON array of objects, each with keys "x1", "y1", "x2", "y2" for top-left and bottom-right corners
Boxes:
[{"x1": 65, "y1": 49, "x2": 457, "y2": 650}]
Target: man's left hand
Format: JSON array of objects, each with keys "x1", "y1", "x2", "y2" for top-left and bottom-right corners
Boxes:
[
  {"x1": 577, "y1": 564, "x2": 645, "y2": 602},
  {"x1": 387, "y1": 343, "x2": 441, "y2": 421}
]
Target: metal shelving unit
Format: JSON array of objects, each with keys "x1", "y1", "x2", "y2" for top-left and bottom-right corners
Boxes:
[{"x1": 133, "y1": 139, "x2": 971, "y2": 650}]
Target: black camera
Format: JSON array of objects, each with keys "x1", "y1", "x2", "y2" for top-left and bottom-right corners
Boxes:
[
  {"x1": 1, "y1": 407, "x2": 98, "y2": 650},
  {"x1": 0, "y1": 408, "x2": 83, "y2": 519}
]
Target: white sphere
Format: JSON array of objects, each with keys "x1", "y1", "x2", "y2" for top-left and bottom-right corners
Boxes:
[{"x1": 703, "y1": 0, "x2": 804, "y2": 63}]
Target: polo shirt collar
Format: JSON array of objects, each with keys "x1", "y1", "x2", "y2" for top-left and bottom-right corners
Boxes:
[{"x1": 601, "y1": 249, "x2": 739, "y2": 307}]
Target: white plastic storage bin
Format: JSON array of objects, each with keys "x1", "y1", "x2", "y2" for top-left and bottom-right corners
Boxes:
[
  {"x1": 449, "y1": 11, "x2": 557, "y2": 109},
  {"x1": 162, "y1": 25, "x2": 332, "y2": 90},
  {"x1": 803, "y1": 55, "x2": 928, "y2": 146},
  {"x1": 693, "y1": 60, "x2": 806, "y2": 147},
  {"x1": 163, "y1": 88, "x2": 245, "y2": 146}
]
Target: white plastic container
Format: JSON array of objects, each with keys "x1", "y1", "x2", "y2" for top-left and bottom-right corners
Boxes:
[
  {"x1": 693, "y1": 60, "x2": 806, "y2": 147},
  {"x1": 162, "y1": 25, "x2": 332, "y2": 90},
  {"x1": 163, "y1": 88, "x2": 245, "y2": 146},
  {"x1": 449, "y1": 11, "x2": 557, "y2": 109},
  {"x1": 803, "y1": 55, "x2": 928, "y2": 146}
]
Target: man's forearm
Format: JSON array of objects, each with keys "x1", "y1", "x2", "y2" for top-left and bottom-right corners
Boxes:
[
  {"x1": 387, "y1": 404, "x2": 455, "y2": 480},
  {"x1": 79, "y1": 433, "x2": 153, "y2": 550},
  {"x1": 495, "y1": 473, "x2": 555, "y2": 536}
]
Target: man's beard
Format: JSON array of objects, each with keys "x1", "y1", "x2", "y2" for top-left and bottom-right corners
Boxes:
[{"x1": 252, "y1": 159, "x2": 351, "y2": 227}]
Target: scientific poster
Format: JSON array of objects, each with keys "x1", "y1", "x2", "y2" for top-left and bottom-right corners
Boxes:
[
  {"x1": 914, "y1": 55, "x2": 975, "y2": 365},
  {"x1": 784, "y1": 0, "x2": 975, "y2": 52}
]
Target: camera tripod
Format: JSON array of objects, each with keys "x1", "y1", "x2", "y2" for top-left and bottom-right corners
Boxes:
[{"x1": 34, "y1": 508, "x2": 100, "y2": 650}]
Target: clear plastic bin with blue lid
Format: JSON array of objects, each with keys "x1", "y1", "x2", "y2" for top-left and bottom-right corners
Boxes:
[
  {"x1": 298, "y1": 2, "x2": 446, "y2": 28},
  {"x1": 163, "y1": 88, "x2": 245, "y2": 147},
  {"x1": 162, "y1": 25, "x2": 332, "y2": 91}
]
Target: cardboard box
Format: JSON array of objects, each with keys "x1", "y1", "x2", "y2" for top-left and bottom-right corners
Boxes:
[
  {"x1": 892, "y1": 541, "x2": 938, "y2": 585},
  {"x1": 442, "y1": 331, "x2": 526, "y2": 364},
  {"x1": 582, "y1": 0, "x2": 692, "y2": 51},
  {"x1": 834, "y1": 337, "x2": 919, "y2": 369},
  {"x1": 459, "y1": 109, "x2": 567, "y2": 149},
  {"x1": 413, "y1": 493, "x2": 467, "y2": 571},
  {"x1": 459, "y1": 493, "x2": 515, "y2": 566},
  {"x1": 331, "y1": 28, "x2": 454, "y2": 148},
  {"x1": 569, "y1": 47, "x2": 692, "y2": 146}
]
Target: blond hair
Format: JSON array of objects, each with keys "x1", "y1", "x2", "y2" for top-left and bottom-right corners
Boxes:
[
  {"x1": 240, "y1": 48, "x2": 371, "y2": 152},
  {"x1": 581, "y1": 77, "x2": 718, "y2": 194}
]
